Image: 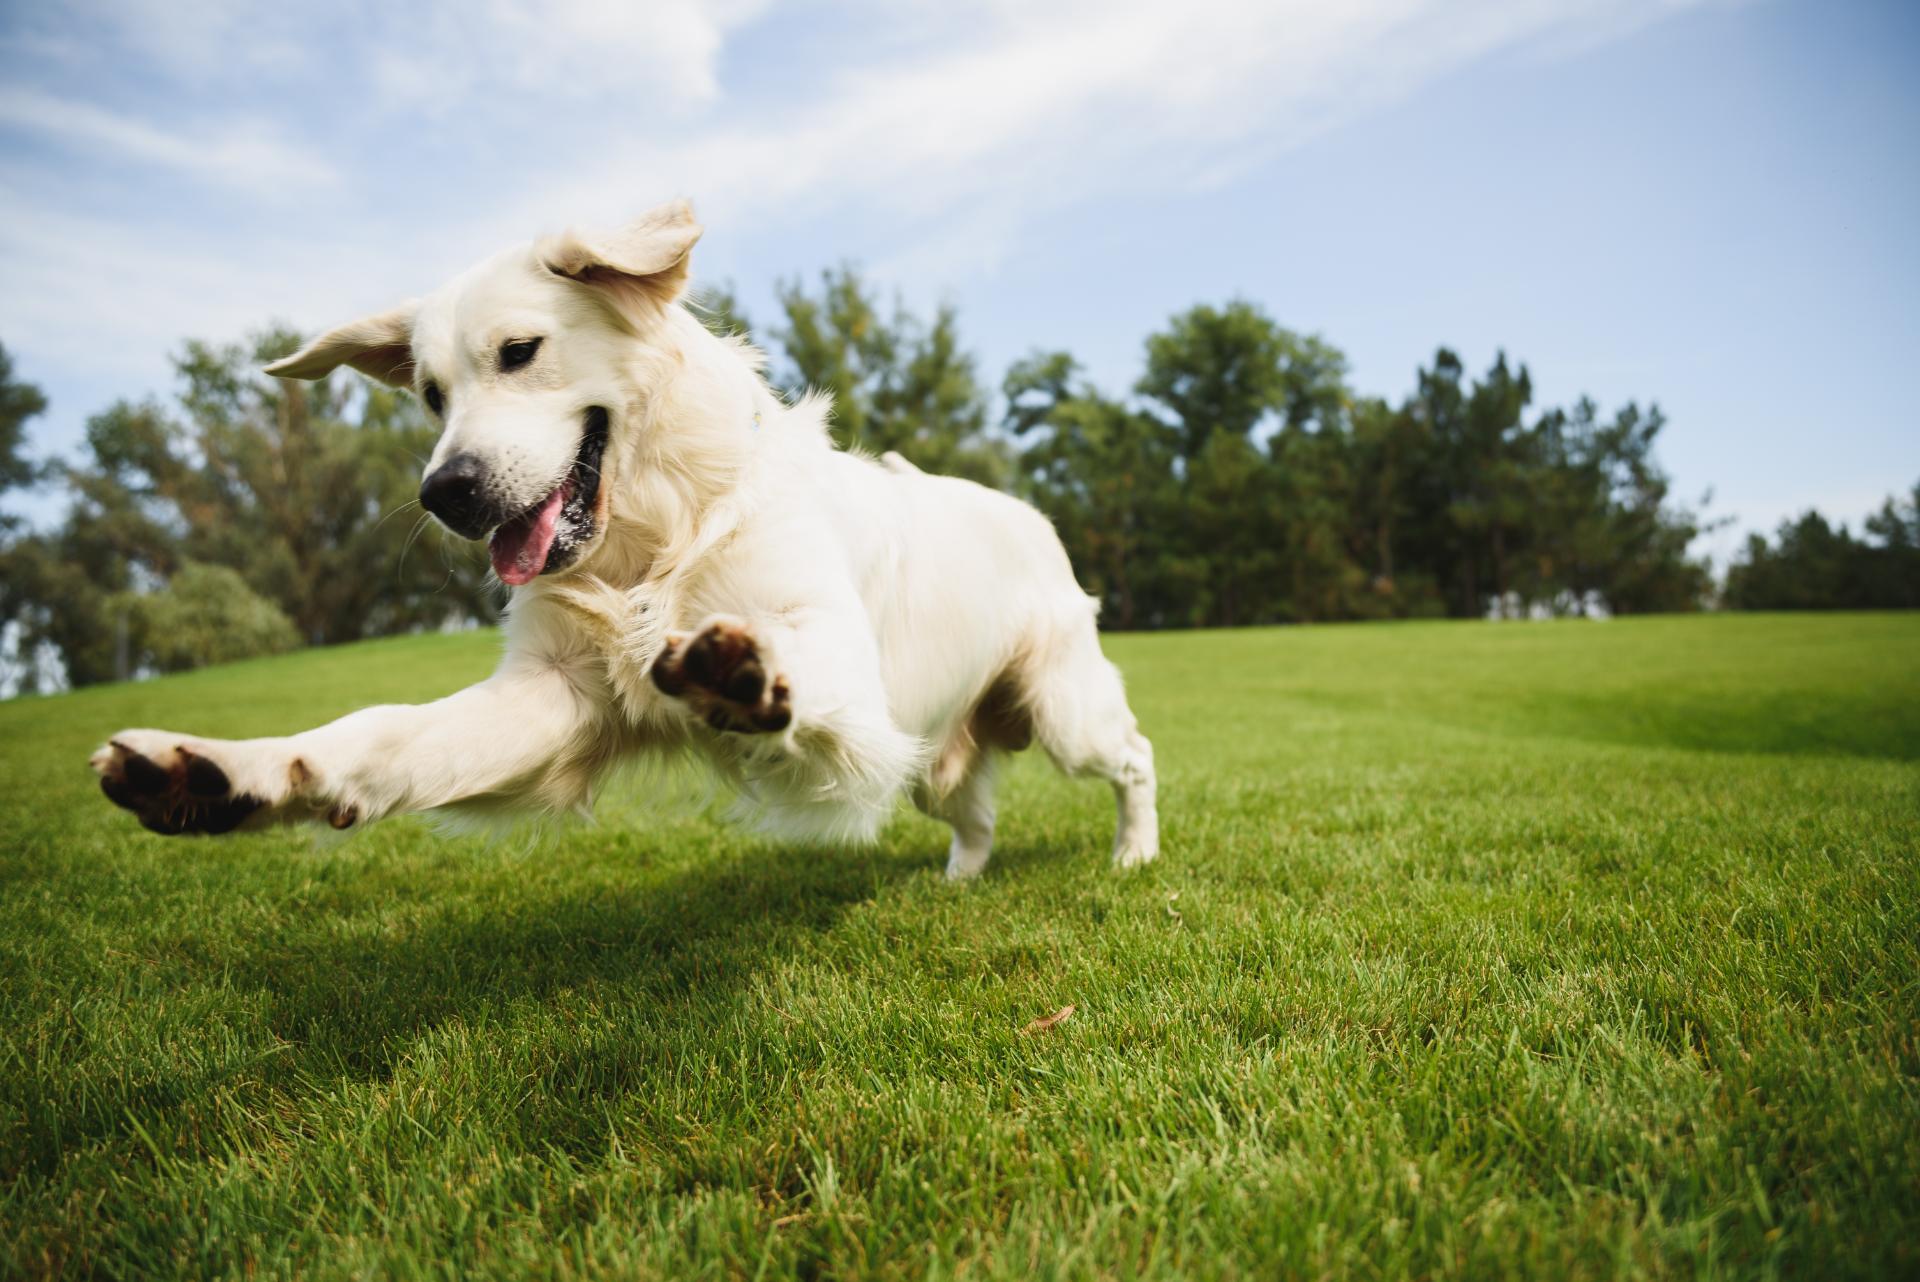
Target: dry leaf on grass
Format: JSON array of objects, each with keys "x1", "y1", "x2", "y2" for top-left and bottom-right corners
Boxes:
[{"x1": 1022, "y1": 1004, "x2": 1076, "y2": 1034}]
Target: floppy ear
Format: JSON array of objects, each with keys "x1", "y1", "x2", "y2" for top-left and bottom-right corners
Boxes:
[
  {"x1": 539, "y1": 199, "x2": 703, "y2": 315},
  {"x1": 263, "y1": 302, "x2": 418, "y2": 386}
]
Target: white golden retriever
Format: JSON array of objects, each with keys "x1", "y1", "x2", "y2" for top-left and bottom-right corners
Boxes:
[{"x1": 89, "y1": 201, "x2": 1158, "y2": 879}]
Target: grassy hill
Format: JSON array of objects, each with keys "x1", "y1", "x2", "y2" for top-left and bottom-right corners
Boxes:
[{"x1": 2, "y1": 614, "x2": 1916, "y2": 1279}]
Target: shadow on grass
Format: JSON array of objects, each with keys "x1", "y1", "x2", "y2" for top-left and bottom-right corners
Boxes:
[
  {"x1": 270, "y1": 839, "x2": 924, "y2": 1066},
  {"x1": 17, "y1": 838, "x2": 926, "y2": 1177}
]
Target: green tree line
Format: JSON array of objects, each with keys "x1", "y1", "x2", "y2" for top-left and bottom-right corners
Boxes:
[
  {"x1": 2, "y1": 271, "x2": 1911, "y2": 690},
  {"x1": 0, "y1": 334, "x2": 496, "y2": 692},
  {"x1": 1722, "y1": 487, "x2": 1920, "y2": 611}
]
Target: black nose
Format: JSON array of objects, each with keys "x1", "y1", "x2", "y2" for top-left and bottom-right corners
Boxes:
[{"x1": 419, "y1": 454, "x2": 495, "y2": 541}]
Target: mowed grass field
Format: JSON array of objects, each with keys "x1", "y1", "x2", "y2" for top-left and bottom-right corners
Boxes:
[{"x1": 2, "y1": 614, "x2": 1916, "y2": 1280}]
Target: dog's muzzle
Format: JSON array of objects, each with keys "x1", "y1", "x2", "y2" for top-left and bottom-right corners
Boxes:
[
  {"x1": 418, "y1": 453, "x2": 502, "y2": 541},
  {"x1": 417, "y1": 409, "x2": 610, "y2": 586}
]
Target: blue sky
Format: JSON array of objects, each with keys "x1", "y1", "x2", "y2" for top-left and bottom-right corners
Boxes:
[{"x1": 2, "y1": 0, "x2": 1915, "y2": 565}]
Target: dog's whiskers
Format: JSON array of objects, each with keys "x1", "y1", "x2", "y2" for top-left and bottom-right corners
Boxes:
[
  {"x1": 397, "y1": 512, "x2": 433, "y2": 583},
  {"x1": 371, "y1": 497, "x2": 423, "y2": 538}
]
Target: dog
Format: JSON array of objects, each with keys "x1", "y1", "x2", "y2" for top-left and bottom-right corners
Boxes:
[{"x1": 89, "y1": 200, "x2": 1158, "y2": 879}]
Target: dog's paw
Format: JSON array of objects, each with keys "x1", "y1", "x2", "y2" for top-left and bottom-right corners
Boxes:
[
  {"x1": 91, "y1": 732, "x2": 269, "y2": 836},
  {"x1": 649, "y1": 618, "x2": 793, "y2": 733}
]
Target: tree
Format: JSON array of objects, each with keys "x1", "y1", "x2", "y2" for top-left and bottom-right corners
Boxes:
[
  {"x1": 1136, "y1": 300, "x2": 1346, "y2": 456},
  {"x1": 1265, "y1": 425, "x2": 1371, "y2": 622},
  {"x1": 125, "y1": 562, "x2": 301, "y2": 673},
  {"x1": 1006, "y1": 352, "x2": 1183, "y2": 628},
  {"x1": 769, "y1": 267, "x2": 1009, "y2": 487},
  {"x1": 1569, "y1": 402, "x2": 1711, "y2": 614},
  {"x1": 0, "y1": 342, "x2": 46, "y2": 523},
  {"x1": 6, "y1": 331, "x2": 501, "y2": 688},
  {"x1": 1346, "y1": 395, "x2": 1439, "y2": 614},
  {"x1": 1385, "y1": 351, "x2": 1707, "y2": 619},
  {"x1": 0, "y1": 345, "x2": 56, "y2": 691},
  {"x1": 1128, "y1": 302, "x2": 1370, "y2": 626},
  {"x1": 1724, "y1": 482, "x2": 1920, "y2": 610}
]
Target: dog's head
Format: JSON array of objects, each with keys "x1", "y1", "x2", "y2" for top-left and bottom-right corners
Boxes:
[{"x1": 266, "y1": 200, "x2": 702, "y2": 585}]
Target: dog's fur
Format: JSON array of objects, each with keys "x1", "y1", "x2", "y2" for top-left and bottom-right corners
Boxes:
[{"x1": 89, "y1": 201, "x2": 1158, "y2": 879}]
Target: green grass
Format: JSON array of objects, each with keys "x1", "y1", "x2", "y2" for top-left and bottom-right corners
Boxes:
[{"x1": 2, "y1": 614, "x2": 1916, "y2": 1280}]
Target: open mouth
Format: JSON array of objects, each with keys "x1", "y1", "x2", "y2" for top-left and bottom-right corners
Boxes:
[{"x1": 488, "y1": 407, "x2": 610, "y2": 586}]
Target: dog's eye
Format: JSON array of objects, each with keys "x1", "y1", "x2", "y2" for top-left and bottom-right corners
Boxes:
[
  {"x1": 499, "y1": 338, "x2": 543, "y2": 372},
  {"x1": 422, "y1": 382, "x2": 444, "y2": 416}
]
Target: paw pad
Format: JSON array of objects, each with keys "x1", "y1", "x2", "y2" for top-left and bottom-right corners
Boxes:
[
  {"x1": 650, "y1": 621, "x2": 793, "y2": 733},
  {"x1": 93, "y1": 740, "x2": 264, "y2": 836}
]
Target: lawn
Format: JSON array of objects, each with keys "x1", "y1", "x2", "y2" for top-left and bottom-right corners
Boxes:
[{"x1": 1, "y1": 613, "x2": 1916, "y2": 1279}]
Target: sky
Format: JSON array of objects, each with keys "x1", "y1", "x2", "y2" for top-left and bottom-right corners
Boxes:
[{"x1": 1, "y1": 0, "x2": 1915, "y2": 566}]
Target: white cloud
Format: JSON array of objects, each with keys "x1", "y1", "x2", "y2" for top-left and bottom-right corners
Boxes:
[
  {"x1": 0, "y1": 192, "x2": 307, "y2": 377},
  {"x1": 366, "y1": 0, "x2": 770, "y2": 115},
  {"x1": 0, "y1": 0, "x2": 1731, "y2": 437},
  {"x1": 2, "y1": 0, "x2": 1729, "y2": 243},
  {"x1": 493, "y1": 0, "x2": 1731, "y2": 261},
  {"x1": 0, "y1": 87, "x2": 332, "y2": 196},
  {"x1": 14, "y1": 0, "x2": 764, "y2": 115},
  {"x1": 32, "y1": 0, "x2": 268, "y2": 79}
]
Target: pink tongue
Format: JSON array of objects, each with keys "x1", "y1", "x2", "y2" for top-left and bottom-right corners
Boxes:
[{"x1": 489, "y1": 484, "x2": 568, "y2": 586}]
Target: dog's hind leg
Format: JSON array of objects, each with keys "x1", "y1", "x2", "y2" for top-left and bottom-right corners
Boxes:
[
  {"x1": 915, "y1": 750, "x2": 1001, "y2": 881},
  {"x1": 1019, "y1": 612, "x2": 1159, "y2": 870}
]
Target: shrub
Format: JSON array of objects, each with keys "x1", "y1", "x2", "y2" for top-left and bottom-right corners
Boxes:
[{"x1": 127, "y1": 562, "x2": 302, "y2": 673}]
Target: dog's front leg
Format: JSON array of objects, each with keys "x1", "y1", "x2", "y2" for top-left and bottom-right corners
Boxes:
[
  {"x1": 650, "y1": 609, "x2": 923, "y2": 836},
  {"x1": 91, "y1": 658, "x2": 603, "y2": 835}
]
